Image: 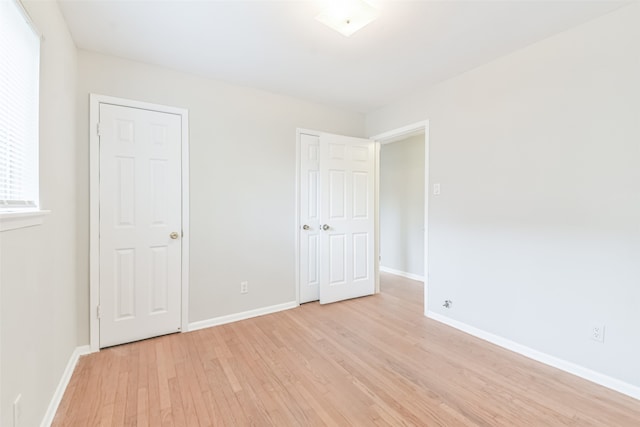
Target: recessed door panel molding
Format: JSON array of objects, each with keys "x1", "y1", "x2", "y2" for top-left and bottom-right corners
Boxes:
[
  {"x1": 328, "y1": 234, "x2": 347, "y2": 285},
  {"x1": 98, "y1": 102, "x2": 183, "y2": 348},
  {"x1": 151, "y1": 123, "x2": 167, "y2": 146},
  {"x1": 329, "y1": 170, "x2": 346, "y2": 219},
  {"x1": 116, "y1": 156, "x2": 135, "y2": 227},
  {"x1": 328, "y1": 143, "x2": 346, "y2": 160},
  {"x1": 307, "y1": 235, "x2": 320, "y2": 286},
  {"x1": 149, "y1": 246, "x2": 169, "y2": 314},
  {"x1": 150, "y1": 159, "x2": 169, "y2": 226},
  {"x1": 116, "y1": 119, "x2": 134, "y2": 143},
  {"x1": 352, "y1": 233, "x2": 369, "y2": 281},
  {"x1": 351, "y1": 146, "x2": 369, "y2": 162},
  {"x1": 352, "y1": 171, "x2": 369, "y2": 219},
  {"x1": 308, "y1": 143, "x2": 319, "y2": 162},
  {"x1": 299, "y1": 130, "x2": 375, "y2": 306},
  {"x1": 308, "y1": 171, "x2": 319, "y2": 220},
  {"x1": 115, "y1": 248, "x2": 136, "y2": 320}
]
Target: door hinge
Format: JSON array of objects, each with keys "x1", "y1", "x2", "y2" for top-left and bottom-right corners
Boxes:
[
  {"x1": 97, "y1": 122, "x2": 103, "y2": 136},
  {"x1": 96, "y1": 305, "x2": 101, "y2": 319}
]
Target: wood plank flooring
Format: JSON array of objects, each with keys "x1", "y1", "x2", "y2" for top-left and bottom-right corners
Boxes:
[{"x1": 53, "y1": 273, "x2": 640, "y2": 426}]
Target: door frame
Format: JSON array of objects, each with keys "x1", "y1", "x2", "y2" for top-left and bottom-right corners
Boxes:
[
  {"x1": 89, "y1": 94, "x2": 190, "y2": 352},
  {"x1": 371, "y1": 120, "x2": 430, "y2": 315}
]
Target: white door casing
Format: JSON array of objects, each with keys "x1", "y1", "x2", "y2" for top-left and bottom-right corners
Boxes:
[
  {"x1": 98, "y1": 102, "x2": 183, "y2": 348},
  {"x1": 371, "y1": 120, "x2": 429, "y2": 313},
  {"x1": 298, "y1": 131, "x2": 376, "y2": 305}
]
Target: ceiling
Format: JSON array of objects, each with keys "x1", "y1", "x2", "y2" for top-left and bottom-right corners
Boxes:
[{"x1": 58, "y1": 0, "x2": 626, "y2": 113}]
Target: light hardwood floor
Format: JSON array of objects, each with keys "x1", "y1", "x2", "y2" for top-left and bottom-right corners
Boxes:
[{"x1": 53, "y1": 273, "x2": 640, "y2": 426}]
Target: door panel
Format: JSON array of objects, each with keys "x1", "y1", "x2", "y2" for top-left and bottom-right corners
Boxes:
[
  {"x1": 319, "y1": 133, "x2": 375, "y2": 304},
  {"x1": 353, "y1": 233, "x2": 370, "y2": 280},
  {"x1": 114, "y1": 248, "x2": 135, "y2": 319},
  {"x1": 299, "y1": 134, "x2": 322, "y2": 303},
  {"x1": 150, "y1": 246, "x2": 169, "y2": 314},
  {"x1": 99, "y1": 103, "x2": 182, "y2": 348},
  {"x1": 115, "y1": 156, "x2": 135, "y2": 226},
  {"x1": 328, "y1": 233, "x2": 347, "y2": 285},
  {"x1": 329, "y1": 170, "x2": 346, "y2": 219},
  {"x1": 353, "y1": 172, "x2": 369, "y2": 218}
]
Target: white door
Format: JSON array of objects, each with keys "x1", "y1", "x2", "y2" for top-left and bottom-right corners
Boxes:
[
  {"x1": 319, "y1": 133, "x2": 375, "y2": 304},
  {"x1": 98, "y1": 103, "x2": 183, "y2": 348},
  {"x1": 299, "y1": 134, "x2": 321, "y2": 303},
  {"x1": 299, "y1": 132, "x2": 376, "y2": 304}
]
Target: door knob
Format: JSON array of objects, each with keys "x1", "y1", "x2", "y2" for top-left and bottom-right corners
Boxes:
[
  {"x1": 170, "y1": 232, "x2": 179, "y2": 239},
  {"x1": 322, "y1": 224, "x2": 330, "y2": 231},
  {"x1": 302, "y1": 224, "x2": 310, "y2": 230}
]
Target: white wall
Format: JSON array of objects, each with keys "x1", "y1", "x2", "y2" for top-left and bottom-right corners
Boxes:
[
  {"x1": 380, "y1": 135, "x2": 425, "y2": 277},
  {"x1": 367, "y1": 3, "x2": 640, "y2": 389},
  {"x1": 75, "y1": 51, "x2": 366, "y2": 341},
  {"x1": 0, "y1": 1, "x2": 79, "y2": 425}
]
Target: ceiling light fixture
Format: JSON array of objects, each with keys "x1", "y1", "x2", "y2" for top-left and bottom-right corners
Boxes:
[{"x1": 315, "y1": 0, "x2": 380, "y2": 37}]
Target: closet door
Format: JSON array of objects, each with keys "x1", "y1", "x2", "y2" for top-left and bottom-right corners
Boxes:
[
  {"x1": 299, "y1": 133, "x2": 321, "y2": 303},
  {"x1": 298, "y1": 131, "x2": 375, "y2": 305},
  {"x1": 98, "y1": 103, "x2": 183, "y2": 348},
  {"x1": 319, "y1": 133, "x2": 375, "y2": 304}
]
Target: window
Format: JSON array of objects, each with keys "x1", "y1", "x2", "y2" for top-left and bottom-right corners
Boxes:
[{"x1": 0, "y1": 0, "x2": 40, "y2": 212}]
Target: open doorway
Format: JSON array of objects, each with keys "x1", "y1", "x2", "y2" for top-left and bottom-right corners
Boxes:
[
  {"x1": 380, "y1": 133, "x2": 425, "y2": 281},
  {"x1": 373, "y1": 121, "x2": 429, "y2": 315}
]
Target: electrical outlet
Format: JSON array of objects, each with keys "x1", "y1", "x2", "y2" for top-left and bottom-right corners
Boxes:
[
  {"x1": 591, "y1": 324, "x2": 605, "y2": 343},
  {"x1": 13, "y1": 394, "x2": 22, "y2": 427},
  {"x1": 433, "y1": 183, "x2": 441, "y2": 195},
  {"x1": 240, "y1": 281, "x2": 248, "y2": 294}
]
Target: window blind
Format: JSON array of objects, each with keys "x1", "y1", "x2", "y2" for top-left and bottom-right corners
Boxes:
[{"x1": 0, "y1": 0, "x2": 40, "y2": 209}]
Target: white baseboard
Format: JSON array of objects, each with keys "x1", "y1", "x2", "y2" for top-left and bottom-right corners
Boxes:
[
  {"x1": 380, "y1": 266, "x2": 424, "y2": 282},
  {"x1": 40, "y1": 345, "x2": 91, "y2": 427},
  {"x1": 426, "y1": 311, "x2": 640, "y2": 401},
  {"x1": 188, "y1": 301, "x2": 299, "y2": 332}
]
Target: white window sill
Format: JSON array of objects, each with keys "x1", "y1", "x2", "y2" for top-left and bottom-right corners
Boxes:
[{"x1": 0, "y1": 210, "x2": 51, "y2": 232}]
